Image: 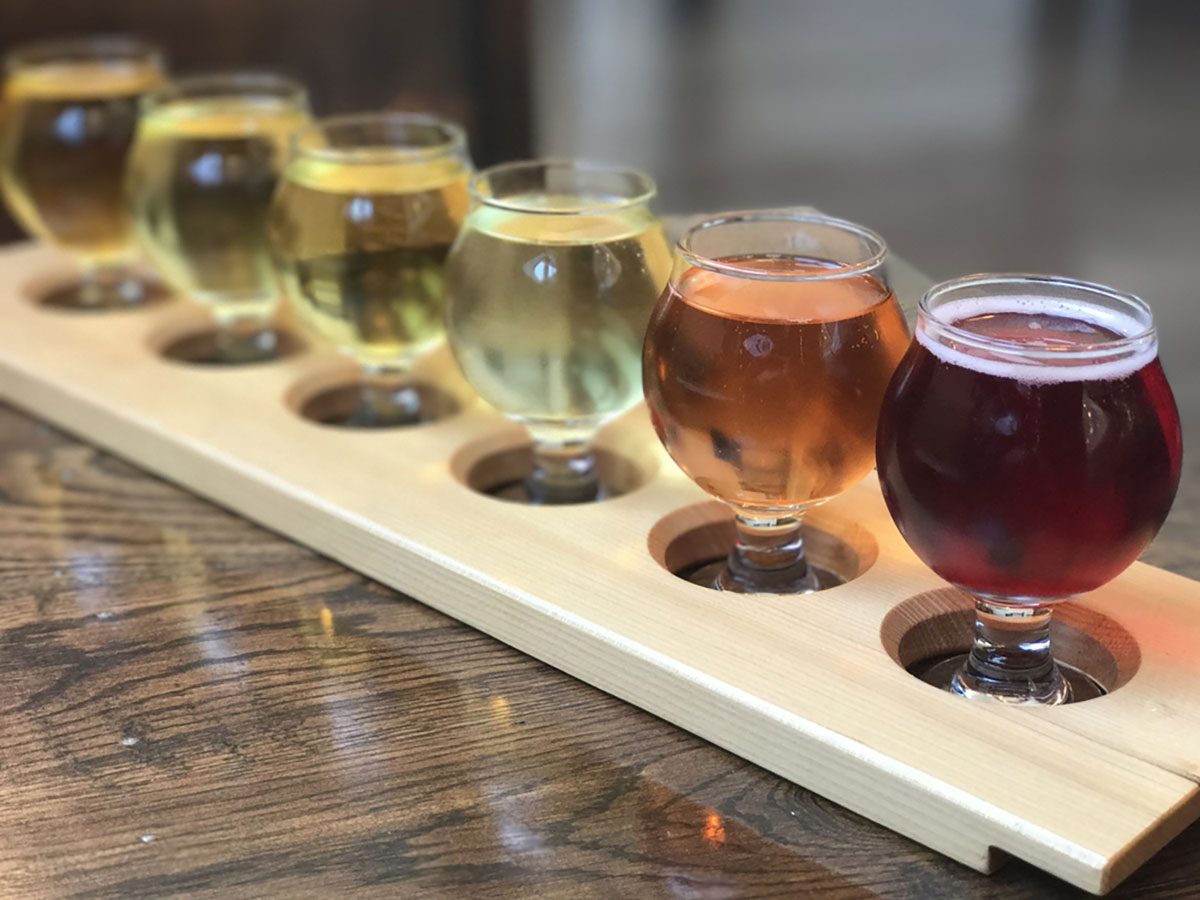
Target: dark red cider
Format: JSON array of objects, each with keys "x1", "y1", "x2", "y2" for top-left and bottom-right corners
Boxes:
[{"x1": 877, "y1": 307, "x2": 1182, "y2": 600}]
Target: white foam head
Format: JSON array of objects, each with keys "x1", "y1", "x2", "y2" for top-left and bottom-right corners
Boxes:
[{"x1": 916, "y1": 294, "x2": 1157, "y2": 383}]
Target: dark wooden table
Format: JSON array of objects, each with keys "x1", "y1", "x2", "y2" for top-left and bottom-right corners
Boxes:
[{"x1": 0, "y1": 402, "x2": 1196, "y2": 899}]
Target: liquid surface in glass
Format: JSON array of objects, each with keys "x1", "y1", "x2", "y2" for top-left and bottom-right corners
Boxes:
[
  {"x1": 877, "y1": 297, "x2": 1182, "y2": 599},
  {"x1": 445, "y1": 196, "x2": 672, "y2": 441},
  {"x1": 644, "y1": 256, "x2": 910, "y2": 514},
  {"x1": 270, "y1": 153, "x2": 469, "y2": 369},
  {"x1": 128, "y1": 95, "x2": 309, "y2": 316},
  {"x1": 1, "y1": 59, "x2": 162, "y2": 262}
]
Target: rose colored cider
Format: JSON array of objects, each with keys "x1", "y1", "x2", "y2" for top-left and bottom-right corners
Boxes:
[
  {"x1": 644, "y1": 255, "x2": 910, "y2": 514},
  {"x1": 877, "y1": 299, "x2": 1183, "y2": 599}
]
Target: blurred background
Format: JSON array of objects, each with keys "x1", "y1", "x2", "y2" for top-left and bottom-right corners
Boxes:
[{"x1": 1, "y1": 0, "x2": 1196, "y2": 436}]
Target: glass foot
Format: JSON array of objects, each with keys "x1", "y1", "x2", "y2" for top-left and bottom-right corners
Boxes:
[
  {"x1": 679, "y1": 557, "x2": 843, "y2": 594},
  {"x1": 217, "y1": 328, "x2": 281, "y2": 364},
  {"x1": 299, "y1": 381, "x2": 457, "y2": 429},
  {"x1": 39, "y1": 274, "x2": 168, "y2": 311},
  {"x1": 161, "y1": 327, "x2": 300, "y2": 365},
  {"x1": 469, "y1": 445, "x2": 644, "y2": 506},
  {"x1": 910, "y1": 652, "x2": 1105, "y2": 705}
]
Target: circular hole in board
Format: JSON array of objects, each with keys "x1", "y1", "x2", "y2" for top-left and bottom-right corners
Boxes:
[
  {"x1": 450, "y1": 430, "x2": 657, "y2": 504},
  {"x1": 284, "y1": 345, "x2": 478, "y2": 429},
  {"x1": 148, "y1": 308, "x2": 306, "y2": 367},
  {"x1": 295, "y1": 379, "x2": 461, "y2": 429},
  {"x1": 879, "y1": 588, "x2": 1141, "y2": 703},
  {"x1": 26, "y1": 270, "x2": 172, "y2": 312},
  {"x1": 646, "y1": 499, "x2": 880, "y2": 591},
  {"x1": 158, "y1": 326, "x2": 306, "y2": 366}
]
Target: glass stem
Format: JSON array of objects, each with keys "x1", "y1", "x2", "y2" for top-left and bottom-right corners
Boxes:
[
  {"x1": 721, "y1": 513, "x2": 820, "y2": 594},
  {"x1": 214, "y1": 312, "x2": 276, "y2": 363},
  {"x1": 525, "y1": 439, "x2": 600, "y2": 505},
  {"x1": 952, "y1": 599, "x2": 1070, "y2": 704},
  {"x1": 360, "y1": 360, "x2": 408, "y2": 385},
  {"x1": 354, "y1": 362, "x2": 419, "y2": 425}
]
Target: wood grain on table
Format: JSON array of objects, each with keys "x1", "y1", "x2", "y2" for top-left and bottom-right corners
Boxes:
[{"x1": 0, "y1": 404, "x2": 1196, "y2": 898}]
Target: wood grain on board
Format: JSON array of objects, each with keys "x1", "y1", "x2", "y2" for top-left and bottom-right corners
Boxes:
[{"x1": 0, "y1": 241, "x2": 1197, "y2": 896}]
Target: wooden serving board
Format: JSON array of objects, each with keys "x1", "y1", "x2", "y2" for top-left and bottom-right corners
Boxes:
[{"x1": 0, "y1": 240, "x2": 1197, "y2": 895}]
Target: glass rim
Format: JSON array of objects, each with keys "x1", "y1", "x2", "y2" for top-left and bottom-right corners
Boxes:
[
  {"x1": 919, "y1": 273, "x2": 1157, "y2": 361},
  {"x1": 143, "y1": 70, "x2": 308, "y2": 109},
  {"x1": 677, "y1": 211, "x2": 889, "y2": 282},
  {"x1": 469, "y1": 159, "x2": 657, "y2": 215},
  {"x1": 289, "y1": 111, "x2": 467, "y2": 163},
  {"x1": 5, "y1": 34, "x2": 163, "y2": 73}
]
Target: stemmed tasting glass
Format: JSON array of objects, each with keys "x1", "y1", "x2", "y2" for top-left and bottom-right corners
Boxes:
[
  {"x1": 443, "y1": 160, "x2": 673, "y2": 502},
  {"x1": 643, "y1": 212, "x2": 910, "y2": 592},
  {"x1": 127, "y1": 72, "x2": 310, "y2": 361},
  {"x1": 876, "y1": 275, "x2": 1182, "y2": 704},
  {"x1": 0, "y1": 36, "x2": 165, "y2": 308},
  {"x1": 269, "y1": 112, "x2": 472, "y2": 425}
]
